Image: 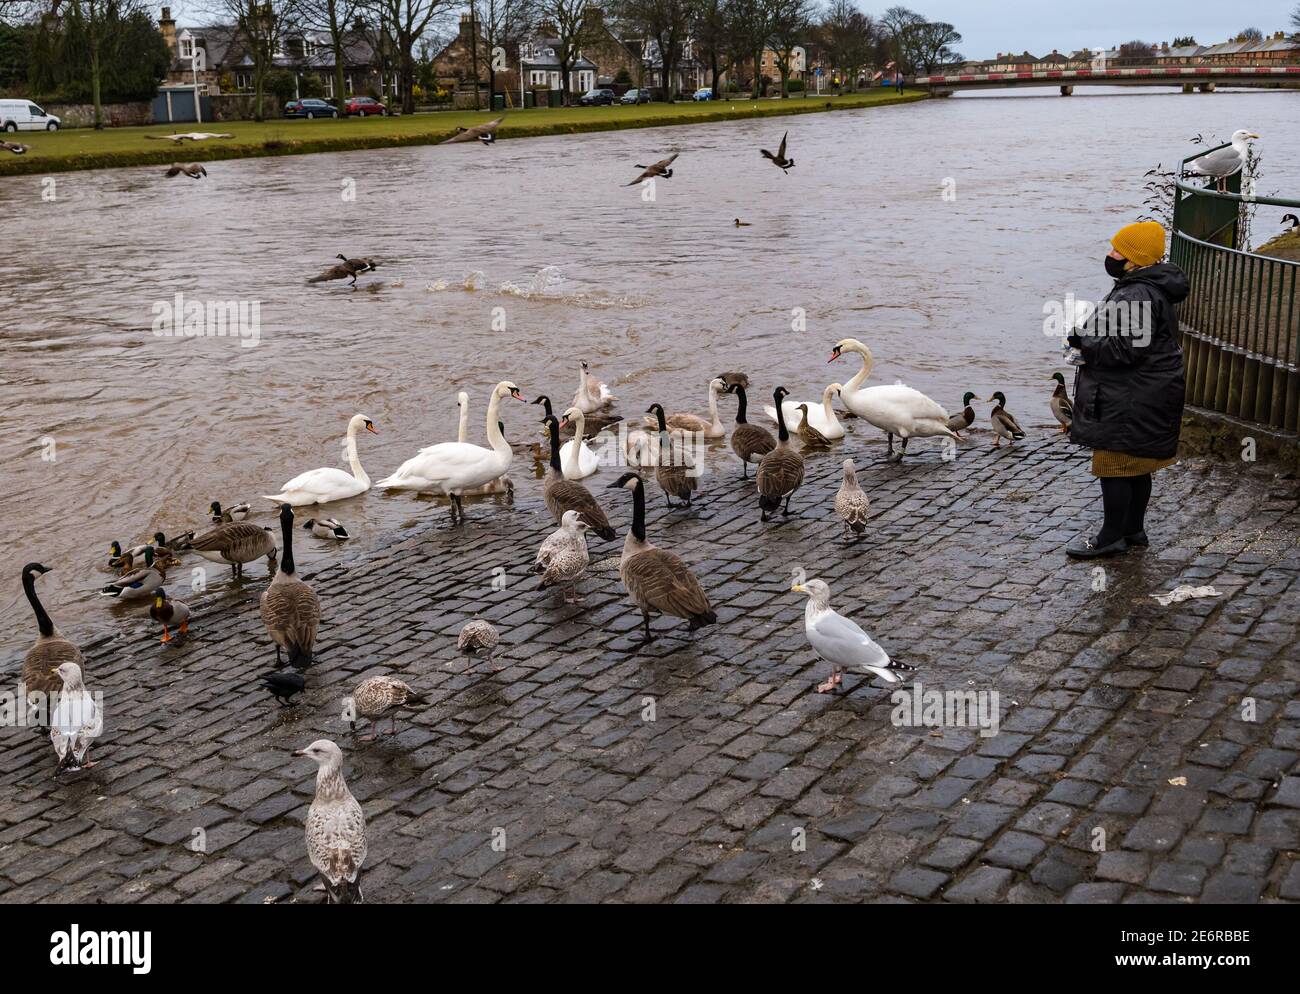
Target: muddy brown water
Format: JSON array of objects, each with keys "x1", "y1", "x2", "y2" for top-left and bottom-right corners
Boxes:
[{"x1": 3, "y1": 87, "x2": 1297, "y2": 657}]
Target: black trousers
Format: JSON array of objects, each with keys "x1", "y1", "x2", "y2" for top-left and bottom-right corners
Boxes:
[{"x1": 1096, "y1": 474, "x2": 1153, "y2": 545}]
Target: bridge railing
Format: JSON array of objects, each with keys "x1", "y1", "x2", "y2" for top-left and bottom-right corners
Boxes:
[{"x1": 1171, "y1": 144, "x2": 1300, "y2": 435}]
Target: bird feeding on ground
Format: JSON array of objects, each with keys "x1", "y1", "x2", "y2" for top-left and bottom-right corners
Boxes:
[
  {"x1": 834, "y1": 459, "x2": 871, "y2": 540},
  {"x1": 534, "y1": 510, "x2": 591, "y2": 604},
  {"x1": 49, "y1": 662, "x2": 101, "y2": 774},
  {"x1": 294, "y1": 740, "x2": 367, "y2": 904},
  {"x1": 792, "y1": 578, "x2": 915, "y2": 694},
  {"x1": 260, "y1": 671, "x2": 306, "y2": 706},
  {"x1": 457, "y1": 618, "x2": 501, "y2": 670},
  {"x1": 345, "y1": 676, "x2": 426, "y2": 741}
]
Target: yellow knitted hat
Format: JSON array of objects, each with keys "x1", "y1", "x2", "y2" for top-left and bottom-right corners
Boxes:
[{"x1": 1111, "y1": 221, "x2": 1166, "y2": 268}]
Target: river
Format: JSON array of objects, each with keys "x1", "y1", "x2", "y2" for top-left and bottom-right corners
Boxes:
[{"x1": 2, "y1": 85, "x2": 1297, "y2": 657}]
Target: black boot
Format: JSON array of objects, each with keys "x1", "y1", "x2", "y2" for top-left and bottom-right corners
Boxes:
[
  {"x1": 1067, "y1": 477, "x2": 1132, "y2": 559},
  {"x1": 1123, "y1": 474, "x2": 1152, "y2": 547}
]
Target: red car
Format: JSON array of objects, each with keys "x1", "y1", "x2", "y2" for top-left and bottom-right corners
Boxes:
[{"x1": 344, "y1": 96, "x2": 388, "y2": 117}]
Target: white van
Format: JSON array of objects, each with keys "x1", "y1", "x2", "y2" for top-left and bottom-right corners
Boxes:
[{"x1": 0, "y1": 99, "x2": 62, "y2": 132}]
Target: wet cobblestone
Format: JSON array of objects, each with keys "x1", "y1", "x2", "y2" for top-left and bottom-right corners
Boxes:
[{"x1": 2, "y1": 431, "x2": 1298, "y2": 903}]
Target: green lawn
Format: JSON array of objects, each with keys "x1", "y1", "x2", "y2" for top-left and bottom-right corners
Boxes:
[{"x1": 0, "y1": 89, "x2": 923, "y2": 175}]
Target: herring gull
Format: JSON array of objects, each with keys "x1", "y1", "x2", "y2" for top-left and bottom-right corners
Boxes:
[
  {"x1": 346, "y1": 675, "x2": 426, "y2": 740},
  {"x1": 294, "y1": 740, "x2": 367, "y2": 904},
  {"x1": 50, "y1": 662, "x2": 101, "y2": 774},
  {"x1": 1187, "y1": 130, "x2": 1259, "y2": 192},
  {"x1": 792, "y1": 578, "x2": 915, "y2": 694}
]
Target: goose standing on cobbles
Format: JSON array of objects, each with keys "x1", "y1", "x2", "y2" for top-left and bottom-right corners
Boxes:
[
  {"x1": 756, "y1": 387, "x2": 805, "y2": 522},
  {"x1": 190, "y1": 520, "x2": 277, "y2": 578},
  {"x1": 647, "y1": 404, "x2": 698, "y2": 509},
  {"x1": 1049, "y1": 374, "x2": 1073, "y2": 431},
  {"x1": 831, "y1": 338, "x2": 957, "y2": 461},
  {"x1": 989, "y1": 392, "x2": 1026, "y2": 447},
  {"x1": 540, "y1": 415, "x2": 617, "y2": 540},
  {"x1": 265, "y1": 414, "x2": 378, "y2": 506},
  {"x1": 50, "y1": 662, "x2": 101, "y2": 775},
  {"x1": 533, "y1": 510, "x2": 591, "y2": 604},
  {"x1": 725, "y1": 382, "x2": 776, "y2": 478},
  {"x1": 793, "y1": 578, "x2": 916, "y2": 694},
  {"x1": 346, "y1": 676, "x2": 426, "y2": 741},
  {"x1": 607, "y1": 472, "x2": 716, "y2": 643},
  {"x1": 293, "y1": 740, "x2": 367, "y2": 904},
  {"x1": 22, "y1": 563, "x2": 85, "y2": 726},
  {"x1": 835, "y1": 458, "x2": 871, "y2": 540},
  {"x1": 261, "y1": 504, "x2": 321, "y2": 669}
]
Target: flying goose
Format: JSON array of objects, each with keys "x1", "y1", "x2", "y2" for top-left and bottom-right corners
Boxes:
[
  {"x1": 165, "y1": 162, "x2": 207, "y2": 179},
  {"x1": 346, "y1": 675, "x2": 426, "y2": 740},
  {"x1": 149, "y1": 587, "x2": 191, "y2": 643},
  {"x1": 793, "y1": 578, "x2": 915, "y2": 694},
  {"x1": 947, "y1": 392, "x2": 976, "y2": 438},
  {"x1": 533, "y1": 509, "x2": 591, "y2": 604},
  {"x1": 1, "y1": 140, "x2": 30, "y2": 154},
  {"x1": 303, "y1": 517, "x2": 350, "y2": 540},
  {"x1": 646, "y1": 404, "x2": 699, "y2": 509},
  {"x1": 540, "y1": 415, "x2": 617, "y2": 540},
  {"x1": 190, "y1": 520, "x2": 277, "y2": 577},
  {"x1": 261, "y1": 504, "x2": 321, "y2": 669},
  {"x1": 457, "y1": 618, "x2": 501, "y2": 670},
  {"x1": 988, "y1": 391, "x2": 1026, "y2": 447},
  {"x1": 99, "y1": 546, "x2": 166, "y2": 599},
  {"x1": 22, "y1": 563, "x2": 85, "y2": 725},
  {"x1": 443, "y1": 115, "x2": 504, "y2": 144},
  {"x1": 307, "y1": 256, "x2": 378, "y2": 286},
  {"x1": 606, "y1": 472, "x2": 715, "y2": 642},
  {"x1": 209, "y1": 500, "x2": 251, "y2": 523},
  {"x1": 724, "y1": 382, "x2": 776, "y2": 477},
  {"x1": 294, "y1": 740, "x2": 367, "y2": 904},
  {"x1": 264, "y1": 413, "x2": 377, "y2": 505},
  {"x1": 831, "y1": 338, "x2": 957, "y2": 461},
  {"x1": 756, "y1": 387, "x2": 806, "y2": 521},
  {"x1": 49, "y1": 662, "x2": 102, "y2": 774},
  {"x1": 1049, "y1": 374, "x2": 1073, "y2": 431},
  {"x1": 760, "y1": 131, "x2": 794, "y2": 172},
  {"x1": 835, "y1": 458, "x2": 871, "y2": 540},
  {"x1": 625, "y1": 152, "x2": 678, "y2": 186}
]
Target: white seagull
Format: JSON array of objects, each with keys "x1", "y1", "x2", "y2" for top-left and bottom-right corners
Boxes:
[
  {"x1": 293, "y1": 740, "x2": 368, "y2": 904},
  {"x1": 1187, "y1": 130, "x2": 1259, "y2": 192},
  {"x1": 792, "y1": 578, "x2": 915, "y2": 693},
  {"x1": 50, "y1": 662, "x2": 102, "y2": 774}
]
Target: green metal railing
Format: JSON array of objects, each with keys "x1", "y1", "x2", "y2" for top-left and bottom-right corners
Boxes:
[{"x1": 1171, "y1": 144, "x2": 1300, "y2": 434}]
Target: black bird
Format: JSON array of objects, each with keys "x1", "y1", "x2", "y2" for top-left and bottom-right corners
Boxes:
[
  {"x1": 760, "y1": 131, "x2": 794, "y2": 173},
  {"x1": 260, "y1": 671, "x2": 306, "y2": 706},
  {"x1": 1283, "y1": 213, "x2": 1299, "y2": 230}
]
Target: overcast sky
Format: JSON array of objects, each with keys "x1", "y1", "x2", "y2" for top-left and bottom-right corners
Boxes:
[{"x1": 161, "y1": 0, "x2": 1299, "y2": 62}]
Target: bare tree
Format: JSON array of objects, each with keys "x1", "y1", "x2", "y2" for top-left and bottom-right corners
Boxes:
[
  {"x1": 1292, "y1": 3, "x2": 1299, "y2": 35},
  {"x1": 533, "y1": 0, "x2": 592, "y2": 105},
  {"x1": 725, "y1": 0, "x2": 776, "y2": 99},
  {"x1": 205, "y1": 0, "x2": 296, "y2": 120},
  {"x1": 614, "y1": 0, "x2": 697, "y2": 101},
  {"x1": 1118, "y1": 39, "x2": 1154, "y2": 64},
  {"x1": 70, "y1": 0, "x2": 150, "y2": 127},
  {"x1": 1237, "y1": 26, "x2": 1263, "y2": 41},
  {"x1": 769, "y1": 0, "x2": 814, "y2": 97},
  {"x1": 880, "y1": 4, "x2": 923, "y2": 73},
  {"x1": 363, "y1": 0, "x2": 456, "y2": 114},
  {"x1": 692, "y1": 0, "x2": 730, "y2": 96},
  {"x1": 472, "y1": 0, "x2": 534, "y2": 108},
  {"x1": 299, "y1": 0, "x2": 364, "y2": 113},
  {"x1": 818, "y1": 0, "x2": 876, "y2": 92}
]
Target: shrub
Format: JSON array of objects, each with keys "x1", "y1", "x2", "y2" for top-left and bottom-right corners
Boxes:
[{"x1": 786, "y1": 79, "x2": 804, "y2": 92}]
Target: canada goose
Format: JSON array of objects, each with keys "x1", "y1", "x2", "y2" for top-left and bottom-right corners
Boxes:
[
  {"x1": 165, "y1": 162, "x2": 207, "y2": 179},
  {"x1": 533, "y1": 509, "x2": 591, "y2": 603},
  {"x1": 337, "y1": 254, "x2": 376, "y2": 275},
  {"x1": 540, "y1": 415, "x2": 617, "y2": 540},
  {"x1": 835, "y1": 458, "x2": 870, "y2": 540},
  {"x1": 643, "y1": 379, "x2": 727, "y2": 439},
  {"x1": 294, "y1": 739, "x2": 367, "y2": 905},
  {"x1": 457, "y1": 618, "x2": 501, "y2": 670},
  {"x1": 260, "y1": 671, "x2": 305, "y2": 706},
  {"x1": 756, "y1": 387, "x2": 806, "y2": 522},
  {"x1": 443, "y1": 115, "x2": 504, "y2": 144},
  {"x1": 307, "y1": 256, "x2": 377, "y2": 286},
  {"x1": 831, "y1": 338, "x2": 957, "y2": 461},
  {"x1": 150, "y1": 587, "x2": 191, "y2": 644},
  {"x1": 345, "y1": 675, "x2": 426, "y2": 740},
  {"x1": 303, "y1": 517, "x2": 350, "y2": 540},
  {"x1": 947, "y1": 392, "x2": 976, "y2": 438},
  {"x1": 763, "y1": 383, "x2": 846, "y2": 440},
  {"x1": 625, "y1": 152, "x2": 678, "y2": 186},
  {"x1": 261, "y1": 504, "x2": 321, "y2": 669},
  {"x1": 573, "y1": 360, "x2": 616, "y2": 414},
  {"x1": 734, "y1": 218, "x2": 751, "y2": 227},
  {"x1": 760, "y1": 131, "x2": 794, "y2": 172},
  {"x1": 794, "y1": 404, "x2": 831, "y2": 447},
  {"x1": 1, "y1": 140, "x2": 30, "y2": 154},
  {"x1": 264, "y1": 414, "x2": 378, "y2": 505},
  {"x1": 725, "y1": 383, "x2": 775, "y2": 477},
  {"x1": 49, "y1": 662, "x2": 101, "y2": 774},
  {"x1": 100, "y1": 546, "x2": 166, "y2": 599},
  {"x1": 647, "y1": 404, "x2": 698, "y2": 509},
  {"x1": 717, "y1": 372, "x2": 749, "y2": 391},
  {"x1": 792, "y1": 578, "x2": 915, "y2": 694},
  {"x1": 1283, "y1": 213, "x2": 1299, "y2": 230},
  {"x1": 1049, "y1": 373, "x2": 1073, "y2": 431},
  {"x1": 988, "y1": 391, "x2": 1026, "y2": 447},
  {"x1": 209, "y1": 500, "x2": 251, "y2": 523},
  {"x1": 22, "y1": 563, "x2": 85, "y2": 722},
  {"x1": 190, "y1": 520, "x2": 277, "y2": 578},
  {"x1": 606, "y1": 472, "x2": 715, "y2": 642}
]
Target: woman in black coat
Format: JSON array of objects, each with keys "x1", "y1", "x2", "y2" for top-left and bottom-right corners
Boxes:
[{"x1": 1066, "y1": 221, "x2": 1189, "y2": 559}]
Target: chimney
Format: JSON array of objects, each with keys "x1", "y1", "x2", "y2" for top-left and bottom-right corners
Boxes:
[{"x1": 159, "y1": 7, "x2": 177, "y2": 53}]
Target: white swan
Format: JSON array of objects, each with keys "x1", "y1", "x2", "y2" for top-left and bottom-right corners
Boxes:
[
  {"x1": 558, "y1": 407, "x2": 601, "y2": 479},
  {"x1": 831, "y1": 338, "x2": 956, "y2": 461},
  {"x1": 763, "y1": 383, "x2": 846, "y2": 440},
  {"x1": 572, "y1": 360, "x2": 615, "y2": 415},
  {"x1": 264, "y1": 414, "x2": 378, "y2": 506},
  {"x1": 376, "y1": 381, "x2": 524, "y2": 521},
  {"x1": 642, "y1": 378, "x2": 727, "y2": 439},
  {"x1": 453, "y1": 390, "x2": 512, "y2": 496}
]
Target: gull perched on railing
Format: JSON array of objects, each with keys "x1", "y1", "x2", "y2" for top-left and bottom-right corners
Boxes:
[{"x1": 1186, "y1": 130, "x2": 1259, "y2": 192}]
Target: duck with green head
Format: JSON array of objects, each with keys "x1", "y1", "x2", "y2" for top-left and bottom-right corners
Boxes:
[
  {"x1": 987, "y1": 392, "x2": 1025, "y2": 447},
  {"x1": 946, "y1": 392, "x2": 976, "y2": 438},
  {"x1": 150, "y1": 587, "x2": 191, "y2": 643},
  {"x1": 1049, "y1": 373, "x2": 1073, "y2": 431}
]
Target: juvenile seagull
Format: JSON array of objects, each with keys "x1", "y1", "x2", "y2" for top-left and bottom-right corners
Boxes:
[
  {"x1": 834, "y1": 458, "x2": 870, "y2": 540},
  {"x1": 534, "y1": 509, "x2": 591, "y2": 603},
  {"x1": 260, "y1": 504, "x2": 321, "y2": 669},
  {"x1": 760, "y1": 131, "x2": 794, "y2": 172},
  {"x1": 792, "y1": 578, "x2": 915, "y2": 694},
  {"x1": 165, "y1": 162, "x2": 207, "y2": 179},
  {"x1": 458, "y1": 618, "x2": 501, "y2": 670},
  {"x1": 260, "y1": 671, "x2": 306, "y2": 706},
  {"x1": 1186, "y1": 129, "x2": 1259, "y2": 192},
  {"x1": 345, "y1": 675, "x2": 426, "y2": 740},
  {"x1": 988, "y1": 391, "x2": 1026, "y2": 447},
  {"x1": 625, "y1": 152, "x2": 678, "y2": 186},
  {"x1": 49, "y1": 662, "x2": 101, "y2": 774},
  {"x1": 293, "y1": 740, "x2": 367, "y2": 904},
  {"x1": 1048, "y1": 373, "x2": 1073, "y2": 431},
  {"x1": 1, "y1": 140, "x2": 30, "y2": 154}
]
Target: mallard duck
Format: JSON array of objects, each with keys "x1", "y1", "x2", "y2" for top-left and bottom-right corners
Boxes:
[
  {"x1": 533, "y1": 510, "x2": 591, "y2": 604},
  {"x1": 988, "y1": 391, "x2": 1026, "y2": 447},
  {"x1": 606, "y1": 472, "x2": 715, "y2": 642},
  {"x1": 947, "y1": 392, "x2": 976, "y2": 437},
  {"x1": 100, "y1": 547, "x2": 165, "y2": 599},
  {"x1": 760, "y1": 131, "x2": 794, "y2": 172},
  {"x1": 625, "y1": 153, "x2": 678, "y2": 186},
  {"x1": 190, "y1": 520, "x2": 277, "y2": 577},
  {"x1": 756, "y1": 387, "x2": 805, "y2": 522},
  {"x1": 260, "y1": 504, "x2": 321, "y2": 669},
  {"x1": 646, "y1": 404, "x2": 699, "y2": 509},
  {"x1": 22, "y1": 563, "x2": 85, "y2": 723},
  {"x1": 346, "y1": 676, "x2": 427, "y2": 740},
  {"x1": 293, "y1": 740, "x2": 367, "y2": 904},
  {"x1": 1049, "y1": 373, "x2": 1073, "y2": 431},
  {"x1": 49, "y1": 662, "x2": 101, "y2": 774},
  {"x1": 149, "y1": 587, "x2": 191, "y2": 643},
  {"x1": 792, "y1": 578, "x2": 915, "y2": 694},
  {"x1": 165, "y1": 162, "x2": 207, "y2": 179},
  {"x1": 835, "y1": 458, "x2": 870, "y2": 540},
  {"x1": 457, "y1": 618, "x2": 501, "y2": 670},
  {"x1": 108, "y1": 541, "x2": 148, "y2": 571},
  {"x1": 794, "y1": 404, "x2": 831, "y2": 447},
  {"x1": 540, "y1": 416, "x2": 617, "y2": 540},
  {"x1": 209, "y1": 500, "x2": 251, "y2": 523},
  {"x1": 725, "y1": 382, "x2": 776, "y2": 477},
  {"x1": 303, "y1": 517, "x2": 349, "y2": 540}
]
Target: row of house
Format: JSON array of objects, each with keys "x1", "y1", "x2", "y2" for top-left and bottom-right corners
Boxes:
[{"x1": 953, "y1": 33, "x2": 1300, "y2": 74}]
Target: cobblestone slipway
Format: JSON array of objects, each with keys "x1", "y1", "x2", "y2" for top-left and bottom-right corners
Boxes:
[{"x1": 2, "y1": 426, "x2": 1298, "y2": 904}]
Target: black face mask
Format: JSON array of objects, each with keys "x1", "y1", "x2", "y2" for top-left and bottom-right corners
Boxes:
[{"x1": 1105, "y1": 255, "x2": 1128, "y2": 279}]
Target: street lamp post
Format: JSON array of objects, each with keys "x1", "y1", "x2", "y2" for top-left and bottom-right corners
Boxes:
[{"x1": 191, "y1": 53, "x2": 203, "y2": 124}]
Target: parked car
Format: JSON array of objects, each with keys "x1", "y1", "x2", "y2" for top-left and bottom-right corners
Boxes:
[
  {"x1": 283, "y1": 98, "x2": 338, "y2": 120},
  {"x1": 579, "y1": 88, "x2": 615, "y2": 106},
  {"x1": 344, "y1": 96, "x2": 388, "y2": 116},
  {"x1": 0, "y1": 99, "x2": 61, "y2": 131},
  {"x1": 620, "y1": 88, "x2": 650, "y2": 105},
  {"x1": 692, "y1": 88, "x2": 714, "y2": 101}
]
